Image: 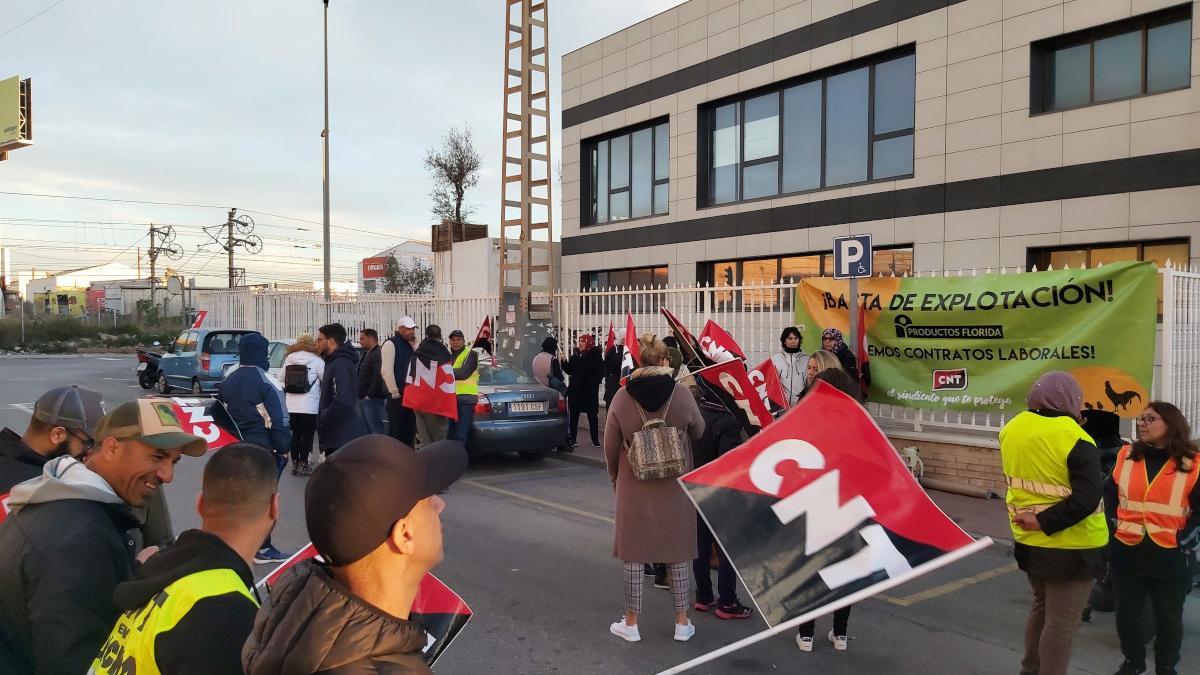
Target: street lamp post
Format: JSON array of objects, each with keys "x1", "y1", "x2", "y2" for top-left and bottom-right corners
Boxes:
[{"x1": 322, "y1": 0, "x2": 332, "y2": 302}]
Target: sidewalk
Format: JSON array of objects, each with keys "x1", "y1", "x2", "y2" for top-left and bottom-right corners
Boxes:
[{"x1": 553, "y1": 407, "x2": 1013, "y2": 545}]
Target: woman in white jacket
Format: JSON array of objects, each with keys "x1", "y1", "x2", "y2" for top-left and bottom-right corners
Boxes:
[
  {"x1": 770, "y1": 326, "x2": 809, "y2": 407},
  {"x1": 280, "y1": 335, "x2": 324, "y2": 476}
]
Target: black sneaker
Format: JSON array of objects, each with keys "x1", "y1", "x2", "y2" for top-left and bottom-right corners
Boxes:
[
  {"x1": 653, "y1": 574, "x2": 669, "y2": 589},
  {"x1": 715, "y1": 602, "x2": 753, "y2": 620},
  {"x1": 643, "y1": 564, "x2": 655, "y2": 577},
  {"x1": 1113, "y1": 661, "x2": 1146, "y2": 675}
]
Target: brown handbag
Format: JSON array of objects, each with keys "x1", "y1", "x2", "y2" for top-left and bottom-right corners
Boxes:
[{"x1": 625, "y1": 396, "x2": 689, "y2": 480}]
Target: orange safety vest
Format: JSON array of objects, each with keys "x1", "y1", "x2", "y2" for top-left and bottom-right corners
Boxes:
[{"x1": 1113, "y1": 444, "x2": 1200, "y2": 548}]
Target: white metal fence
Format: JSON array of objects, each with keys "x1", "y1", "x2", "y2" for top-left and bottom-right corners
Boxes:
[{"x1": 1162, "y1": 263, "x2": 1200, "y2": 434}]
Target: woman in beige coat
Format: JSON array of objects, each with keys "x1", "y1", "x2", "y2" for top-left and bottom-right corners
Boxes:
[{"x1": 604, "y1": 334, "x2": 705, "y2": 644}]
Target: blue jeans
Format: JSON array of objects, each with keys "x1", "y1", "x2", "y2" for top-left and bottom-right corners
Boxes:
[
  {"x1": 447, "y1": 399, "x2": 475, "y2": 449},
  {"x1": 358, "y1": 398, "x2": 387, "y2": 435}
]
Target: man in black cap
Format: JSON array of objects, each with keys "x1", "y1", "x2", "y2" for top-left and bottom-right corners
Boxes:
[
  {"x1": 242, "y1": 436, "x2": 468, "y2": 674},
  {"x1": 0, "y1": 385, "x2": 105, "y2": 495}
]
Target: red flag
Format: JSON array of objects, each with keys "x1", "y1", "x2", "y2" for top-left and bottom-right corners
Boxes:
[
  {"x1": 190, "y1": 310, "x2": 207, "y2": 329},
  {"x1": 661, "y1": 307, "x2": 705, "y2": 367},
  {"x1": 695, "y1": 359, "x2": 773, "y2": 430},
  {"x1": 471, "y1": 316, "x2": 496, "y2": 366},
  {"x1": 620, "y1": 313, "x2": 640, "y2": 386},
  {"x1": 0, "y1": 493, "x2": 10, "y2": 525},
  {"x1": 605, "y1": 321, "x2": 616, "y2": 355},
  {"x1": 404, "y1": 357, "x2": 459, "y2": 421},
  {"x1": 698, "y1": 320, "x2": 746, "y2": 363},
  {"x1": 856, "y1": 302, "x2": 871, "y2": 392},
  {"x1": 169, "y1": 398, "x2": 240, "y2": 451},
  {"x1": 750, "y1": 358, "x2": 788, "y2": 411},
  {"x1": 257, "y1": 543, "x2": 472, "y2": 665},
  {"x1": 665, "y1": 383, "x2": 990, "y2": 672}
]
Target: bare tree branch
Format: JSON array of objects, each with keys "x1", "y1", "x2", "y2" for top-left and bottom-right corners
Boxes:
[{"x1": 424, "y1": 126, "x2": 482, "y2": 232}]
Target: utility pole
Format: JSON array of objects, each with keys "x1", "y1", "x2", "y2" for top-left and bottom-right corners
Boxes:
[
  {"x1": 321, "y1": 0, "x2": 333, "y2": 301},
  {"x1": 205, "y1": 209, "x2": 263, "y2": 288},
  {"x1": 227, "y1": 209, "x2": 235, "y2": 288},
  {"x1": 146, "y1": 224, "x2": 181, "y2": 314}
]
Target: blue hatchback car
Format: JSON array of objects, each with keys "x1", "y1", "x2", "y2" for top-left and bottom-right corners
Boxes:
[{"x1": 157, "y1": 328, "x2": 262, "y2": 395}]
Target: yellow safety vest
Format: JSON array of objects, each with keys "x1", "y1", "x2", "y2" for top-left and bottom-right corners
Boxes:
[
  {"x1": 999, "y1": 411, "x2": 1109, "y2": 550},
  {"x1": 454, "y1": 348, "x2": 479, "y2": 396},
  {"x1": 91, "y1": 568, "x2": 257, "y2": 675}
]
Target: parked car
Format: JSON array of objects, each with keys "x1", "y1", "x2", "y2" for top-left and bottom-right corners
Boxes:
[
  {"x1": 266, "y1": 339, "x2": 296, "y2": 381},
  {"x1": 157, "y1": 328, "x2": 263, "y2": 395},
  {"x1": 468, "y1": 361, "x2": 568, "y2": 460}
]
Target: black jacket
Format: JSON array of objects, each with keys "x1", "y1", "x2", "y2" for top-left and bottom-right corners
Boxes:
[
  {"x1": 0, "y1": 427, "x2": 44, "y2": 494},
  {"x1": 110, "y1": 529, "x2": 258, "y2": 674},
  {"x1": 217, "y1": 333, "x2": 290, "y2": 451},
  {"x1": 0, "y1": 457, "x2": 138, "y2": 674},
  {"x1": 564, "y1": 348, "x2": 603, "y2": 409},
  {"x1": 694, "y1": 404, "x2": 743, "y2": 467},
  {"x1": 832, "y1": 344, "x2": 858, "y2": 378},
  {"x1": 243, "y1": 561, "x2": 432, "y2": 674},
  {"x1": 603, "y1": 346, "x2": 624, "y2": 405},
  {"x1": 358, "y1": 345, "x2": 388, "y2": 399},
  {"x1": 319, "y1": 340, "x2": 367, "y2": 450}
]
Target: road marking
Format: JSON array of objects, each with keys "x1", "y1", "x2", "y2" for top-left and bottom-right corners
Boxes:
[
  {"x1": 101, "y1": 377, "x2": 129, "y2": 381},
  {"x1": 460, "y1": 479, "x2": 614, "y2": 525},
  {"x1": 876, "y1": 562, "x2": 1019, "y2": 606},
  {"x1": 468, "y1": 466, "x2": 589, "y2": 483},
  {"x1": 95, "y1": 357, "x2": 125, "y2": 361},
  {"x1": 5, "y1": 403, "x2": 34, "y2": 414}
]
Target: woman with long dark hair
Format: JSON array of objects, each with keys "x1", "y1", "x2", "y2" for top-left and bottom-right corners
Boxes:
[{"x1": 1105, "y1": 401, "x2": 1200, "y2": 675}]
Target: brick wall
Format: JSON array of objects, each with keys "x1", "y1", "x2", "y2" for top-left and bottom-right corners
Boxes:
[{"x1": 887, "y1": 434, "x2": 1005, "y2": 495}]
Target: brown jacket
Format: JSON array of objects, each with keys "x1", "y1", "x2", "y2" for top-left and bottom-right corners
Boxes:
[{"x1": 603, "y1": 368, "x2": 705, "y2": 563}]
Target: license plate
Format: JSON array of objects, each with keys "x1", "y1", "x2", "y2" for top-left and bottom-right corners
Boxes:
[
  {"x1": 509, "y1": 401, "x2": 545, "y2": 414},
  {"x1": 136, "y1": 363, "x2": 148, "y2": 372}
]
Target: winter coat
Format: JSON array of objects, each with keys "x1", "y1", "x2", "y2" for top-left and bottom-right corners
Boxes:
[
  {"x1": 531, "y1": 351, "x2": 563, "y2": 389},
  {"x1": 281, "y1": 347, "x2": 325, "y2": 415},
  {"x1": 242, "y1": 560, "x2": 432, "y2": 675},
  {"x1": 0, "y1": 427, "x2": 44, "y2": 494},
  {"x1": 0, "y1": 456, "x2": 138, "y2": 675},
  {"x1": 694, "y1": 404, "x2": 744, "y2": 467},
  {"x1": 358, "y1": 345, "x2": 388, "y2": 399},
  {"x1": 218, "y1": 333, "x2": 291, "y2": 452},
  {"x1": 829, "y1": 345, "x2": 858, "y2": 378},
  {"x1": 106, "y1": 528, "x2": 258, "y2": 674},
  {"x1": 381, "y1": 335, "x2": 416, "y2": 400},
  {"x1": 602, "y1": 346, "x2": 624, "y2": 406},
  {"x1": 563, "y1": 347, "x2": 603, "y2": 411},
  {"x1": 319, "y1": 340, "x2": 367, "y2": 450},
  {"x1": 771, "y1": 350, "x2": 810, "y2": 407},
  {"x1": 604, "y1": 368, "x2": 704, "y2": 563}
]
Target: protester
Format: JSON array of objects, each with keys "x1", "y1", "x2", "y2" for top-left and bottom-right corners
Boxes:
[
  {"x1": 281, "y1": 335, "x2": 324, "y2": 476},
  {"x1": 447, "y1": 329, "x2": 480, "y2": 448},
  {"x1": 412, "y1": 324, "x2": 455, "y2": 446},
  {"x1": 1000, "y1": 371, "x2": 1107, "y2": 675},
  {"x1": 0, "y1": 400, "x2": 206, "y2": 674},
  {"x1": 692, "y1": 397, "x2": 751, "y2": 620},
  {"x1": 0, "y1": 385, "x2": 104, "y2": 493},
  {"x1": 803, "y1": 349, "x2": 843, "y2": 397},
  {"x1": 382, "y1": 316, "x2": 419, "y2": 446},
  {"x1": 564, "y1": 333, "x2": 603, "y2": 448},
  {"x1": 92, "y1": 442, "x2": 278, "y2": 675},
  {"x1": 357, "y1": 328, "x2": 389, "y2": 435},
  {"x1": 533, "y1": 336, "x2": 566, "y2": 392},
  {"x1": 603, "y1": 337, "x2": 625, "y2": 409},
  {"x1": 1104, "y1": 402, "x2": 1199, "y2": 675},
  {"x1": 242, "y1": 436, "x2": 468, "y2": 674},
  {"x1": 317, "y1": 322, "x2": 366, "y2": 456},
  {"x1": 661, "y1": 335, "x2": 684, "y2": 378},
  {"x1": 604, "y1": 334, "x2": 705, "y2": 643},
  {"x1": 1079, "y1": 409, "x2": 1127, "y2": 621},
  {"x1": 820, "y1": 327, "x2": 858, "y2": 377},
  {"x1": 770, "y1": 326, "x2": 809, "y2": 407}
]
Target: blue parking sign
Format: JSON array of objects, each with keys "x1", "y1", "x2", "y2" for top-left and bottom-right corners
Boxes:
[{"x1": 833, "y1": 235, "x2": 873, "y2": 279}]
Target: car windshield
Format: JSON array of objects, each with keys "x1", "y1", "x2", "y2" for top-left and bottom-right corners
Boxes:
[{"x1": 478, "y1": 362, "x2": 533, "y2": 385}]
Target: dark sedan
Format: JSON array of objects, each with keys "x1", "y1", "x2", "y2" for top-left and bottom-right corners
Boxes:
[{"x1": 467, "y1": 361, "x2": 568, "y2": 460}]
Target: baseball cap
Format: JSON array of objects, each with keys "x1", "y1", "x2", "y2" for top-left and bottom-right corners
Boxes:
[
  {"x1": 93, "y1": 399, "x2": 207, "y2": 457},
  {"x1": 33, "y1": 386, "x2": 106, "y2": 433},
  {"x1": 448, "y1": 329, "x2": 465, "y2": 339},
  {"x1": 305, "y1": 435, "x2": 468, "y2": 567},
  {"x1": 397, "y1": 317, "x2": 417, "y2": 329}
]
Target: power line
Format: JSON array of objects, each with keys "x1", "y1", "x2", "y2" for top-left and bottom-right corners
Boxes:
[{"x1": 0, "y1": 0, "x2": 69, "y2": 40}]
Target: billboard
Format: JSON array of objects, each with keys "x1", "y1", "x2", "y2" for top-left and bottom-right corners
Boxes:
[
  {"x1": 1, "y1": 76, "x2": 22, "y2": 147},
  {"x1": 361, "y1": 256, "x2": 388, "y2": 279}
]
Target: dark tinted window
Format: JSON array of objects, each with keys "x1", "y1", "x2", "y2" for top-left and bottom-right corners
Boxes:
[{"x1": 584, "y1": 120, "x2": 670, "y2": 225}]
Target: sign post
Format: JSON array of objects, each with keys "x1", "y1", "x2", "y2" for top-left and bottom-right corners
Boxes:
[{"x1": 833, "y1": 234, "x2": 873, "y2": 357}]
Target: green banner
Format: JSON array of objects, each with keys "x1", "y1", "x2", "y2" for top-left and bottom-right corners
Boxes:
[{"x1": 794, "y1": 261, "x2": 1158, "y2": 418}]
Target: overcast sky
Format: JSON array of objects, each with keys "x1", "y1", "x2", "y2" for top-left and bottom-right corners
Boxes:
[{"x1": 0, "y1": 0, "x2": 681, "y2": 287}]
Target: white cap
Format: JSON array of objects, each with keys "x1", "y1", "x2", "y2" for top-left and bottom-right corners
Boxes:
[{"x1": 398, "y1": 316, "x2": 417, "y2": 329}]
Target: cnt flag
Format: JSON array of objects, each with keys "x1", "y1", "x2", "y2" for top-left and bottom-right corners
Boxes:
[
  {"x1": 856, "y1": 301, "x2": 871, "y2": 391},
  {"x1": 662, "y1": 381, "x2": 991, "y2": 673},
  {"x1": 698, "y1": 320, "x2": 746, "y2": 364},
  {"x1": 257, "y1": 543, "x2": 472, "y2": 666},
  {"x1": 749, "y1": 357, "x2": 788, "y2": 411},
  {"x1": 660, "y1": 307, "x2": 705, "y2": 369},
  {"x1": 605, "y1": 320, "x2": 616, "y2": 355},
  {"x1": 695, "y1": 359, "x2": 774, "y2": 430},
  {"x1": 404, "y1": 353, "x2": 459, "y2": 421},
  {"x1": 619, "y1": 313, "x2": 640, "y2": 386},
  {"x1": 471, "y1": 316, "x2": 497, "y2": 366}
]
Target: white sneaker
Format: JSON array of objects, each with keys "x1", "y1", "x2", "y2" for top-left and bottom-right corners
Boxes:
[
  {"x1": 609, "y1": 619, "x2": 641, "y2": 642},
  {"x1": 796, "y1": 635, "x2": 814, "y2": 652},
  {"x1": 828, "y1": 630, "x2": 847, "y2": 651},
  {"x1": 673, "y1": 619, "x2": 696, "y2": 642}
]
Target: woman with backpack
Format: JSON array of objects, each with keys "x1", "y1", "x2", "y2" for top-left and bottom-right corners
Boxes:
[
  {"x1": 281, "y1": 335, "x2": 324, "y2": 476},
  {"x1": 604, "y1": 334, "x2": 705, "y2": 644}
]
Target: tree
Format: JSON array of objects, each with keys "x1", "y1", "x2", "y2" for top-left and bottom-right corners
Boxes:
[
  {"x1": 424, "y1": 125, "x2": 482, "y2": 244},
  {"x1": 383, "y1": 256, "x2": 403, "y2": 294},
  {"x1": 382, "y1": 256, "x2": 434, "y2": 295}
]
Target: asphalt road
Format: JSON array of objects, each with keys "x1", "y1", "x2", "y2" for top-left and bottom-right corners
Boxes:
[{"x1": 2, "y1": 355, "x2": 1198, "y2": 674}]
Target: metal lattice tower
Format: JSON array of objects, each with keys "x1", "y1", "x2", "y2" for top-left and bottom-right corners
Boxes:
[{"x1": 498, "y1": 0, "x2": 554, "y2": 322}]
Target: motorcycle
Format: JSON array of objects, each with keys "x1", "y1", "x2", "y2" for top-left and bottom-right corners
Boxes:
[{"x1": 136, "y1": 343, "x2": 163, "y2": 390}]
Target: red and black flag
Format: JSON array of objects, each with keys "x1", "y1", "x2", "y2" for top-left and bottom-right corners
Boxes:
[
  {"x1": 404, "y1": 349, "x2": 459, "y2": 421},
  {"x1": 695, "y1": 359, "x2": 774, "y2": 431},
  {"x1": 660, "y1": 307, "x2": 705, "y2": 369},
  {"x1": 664, "y1": 382, "x2": 991, "y2": 673},
  {"x1": 471, "y1": 315, "x2": 496, "y2": 366},
  {"x1": 258, "y1": 543, "x2": 473, "y2": 666},
  {"x1": 604, "y1": 320, "x2": 616, "y2": 355},
  {"x1": 749, "y1": 357, "x2": 788, "y2": 412},
  {"x1": 619, "y1": 313, "x2": 640, "y2": 386},
  {"x1": 698, "y1": 319, "x2": 746, "y2": 364},
  {"x1": 856, "y1": 301, "x2": 871, "y2": 394}
]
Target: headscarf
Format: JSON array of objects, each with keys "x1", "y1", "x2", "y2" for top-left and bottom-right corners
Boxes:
[
  {"x1": 821, "y1": 327, "x2": 845, "y2": 352},
  {"x1": 541, "y1": 337, "x2": 558, "y2": 355},
  {"x1": 1025, "y1": 371, "x2": 1083, "y2": 417},
  {"x1": 578, "y1": 334, "x2": 595, "y2": 351}
]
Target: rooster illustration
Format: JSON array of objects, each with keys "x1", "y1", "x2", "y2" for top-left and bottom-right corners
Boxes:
[{"x1": 1105, "y1": 381, "x2": 1142, "y2": 412}]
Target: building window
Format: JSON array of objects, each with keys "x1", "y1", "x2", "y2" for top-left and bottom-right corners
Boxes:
[
  {"x1": 701, "y1": 48, "x2": 915, "y2": 206},
  {"x1": 699, "y1": 247, "x2": 914, "y2": 310},
  {"x1": 583, "y1": 120, "x2": 670, "y2": 226},
  {"x1": 1032, "y1": 5, "x2": 1193, "y2": 113},
  {"x1": 580, "y1": 266, "x2": 669, "y2": 313},
  {"x1": 1028, "y1": 238, "x2": 1189, "y2": 317},
  {"x1": 363, "y1": 280, "x2": 376, "y2": 293}
]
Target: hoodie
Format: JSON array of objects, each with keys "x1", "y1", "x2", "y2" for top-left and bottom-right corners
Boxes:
[
  {"x1": 218, "y1": 333, "x2": 291, "y2": 451},
  {"x1": 242, "y1": 561, "x2": 432, "y2": 675},
  {"x1": 624, "y1": 366, "x2": 676, "y2": 412},
  {"x1": 0, "y1": 456, "x2": 138, "y2": 675},
  {"x1": 319, "y1": 340, "x2": 367, "y2": 449},
  {"x1": 100, "y1": 529, "x2": 258, "y2": 675}
]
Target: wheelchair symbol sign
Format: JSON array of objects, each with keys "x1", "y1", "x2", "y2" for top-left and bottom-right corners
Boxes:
[{"x1": 833, "y1": 235, "x2": 873, "y2": 280}]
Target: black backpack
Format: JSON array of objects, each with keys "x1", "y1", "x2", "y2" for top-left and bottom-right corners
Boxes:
[{"x1": 283, "y1": 364, "x2": 314, "y2": 394}]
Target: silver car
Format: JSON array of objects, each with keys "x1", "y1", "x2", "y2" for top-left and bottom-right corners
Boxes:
[{"x1": 468, "y1": 361, "x2": 568, "y2": 460}]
